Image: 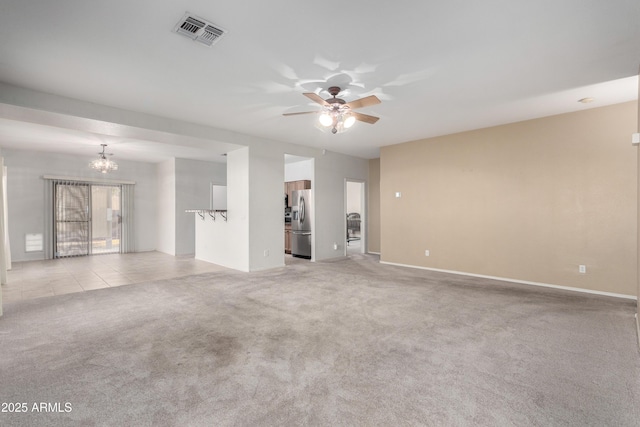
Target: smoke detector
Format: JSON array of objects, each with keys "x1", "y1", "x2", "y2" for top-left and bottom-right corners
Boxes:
[{"x1": 174, "y1": 12, "x2": 227, "y2": 47}]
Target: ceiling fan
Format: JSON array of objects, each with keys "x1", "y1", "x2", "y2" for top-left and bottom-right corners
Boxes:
[{"x1": 283, "y1": 86, "x2": 381, "y2": 134}]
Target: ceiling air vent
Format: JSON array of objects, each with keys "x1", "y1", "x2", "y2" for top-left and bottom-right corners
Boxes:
[{"x1": 174, "y1": 12, "x2": 227, "y2": 47}]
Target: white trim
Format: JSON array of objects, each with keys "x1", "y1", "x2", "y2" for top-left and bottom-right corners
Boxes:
[
  {"x1": 368, "y1": 251, "x2": 381, "y2": 255},
  {"x1": 379, "y1": 261, "x2": 638, "y2": 301},
  {"x1": 636, "y1": 314, "x2": 640, "y2": 352},
  {"x1": 0, "y1": 157, "x2": 5, "y2": 316},
  {"x1": 43, "y1": 175, "x2": 135, "y2": 185},
  {"x1": 344, "y1": 178, "x2": 366, "y2": 257}
]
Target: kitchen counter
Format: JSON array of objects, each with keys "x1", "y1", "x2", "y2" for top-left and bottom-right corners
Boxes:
[{"x1": 185, "y1": 209, "x2": 227, "y2": 221}]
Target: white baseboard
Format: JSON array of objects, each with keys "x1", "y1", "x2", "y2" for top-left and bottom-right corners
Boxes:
[
  {"x1": 367, "y1": 251, "x2": 381, "y2": 255},
  {"x1": 636, "y1": 314, "x2": 640, "y2": 352},
  {"x1": 379, "y1": 261, "x2": 638, "y2": 301}
]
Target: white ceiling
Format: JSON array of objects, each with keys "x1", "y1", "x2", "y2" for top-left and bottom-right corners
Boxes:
[{"x1": 0, "y1": 0, "x2": 638, "y2": 162}]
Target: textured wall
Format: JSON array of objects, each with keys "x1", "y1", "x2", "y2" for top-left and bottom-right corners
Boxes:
[
  {"x1": 175, "y1": 159, "x2": 226, "y2": 256},
  {"x1": 367, "y1": 158, "x2": 381, "y2": 253},
  {"x1": 156, "y1": 159, "x2": 176, "y2": 256},
  {"x1": 381, "y1": 102, "x2": 638, "y2": 296},
  {"x1": 4, "y1": 148, "x2": 158, "y2": 261}
]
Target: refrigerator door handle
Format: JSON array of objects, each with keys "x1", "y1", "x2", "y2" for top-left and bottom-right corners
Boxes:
[
  {"x1": 300, "y1": 195, "x2": 305, "y2": 225},
  {"x1": 292, "y1": 231, "x2": 311, "y2": 235}
]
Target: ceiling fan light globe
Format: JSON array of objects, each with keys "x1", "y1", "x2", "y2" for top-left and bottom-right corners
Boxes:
[
  {"x1": 319, "y1": 113, "x2": 333, "y2": 127},
  {"x1": 344, "y1": 115, "x2": 356, "y2": 128}
]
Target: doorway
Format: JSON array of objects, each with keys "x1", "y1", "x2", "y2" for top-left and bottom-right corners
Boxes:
[
  {"x1": 284, "y1": 154, "x2": 314, "y2": 262},
  {"x1": 91, "y1": 185, "x2": 121, "y2": 255},
  {"x1": 345, "y1": 180, "x2": 365, "y2": 255},
  {"x1": 54, "y1": 183, "x2": 121, "y2": 258}
]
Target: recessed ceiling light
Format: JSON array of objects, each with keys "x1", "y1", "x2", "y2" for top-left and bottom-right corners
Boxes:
[{"x1": 578, "y1": 97, "x2": 595, "y2": 103}]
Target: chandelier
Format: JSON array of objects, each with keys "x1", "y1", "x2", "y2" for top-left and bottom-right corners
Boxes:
[{"x1": 90, "y1": 144, "x2": 118, "y2": 174}]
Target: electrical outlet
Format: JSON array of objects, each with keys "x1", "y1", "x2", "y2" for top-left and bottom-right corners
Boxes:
[
  {"x1": 424, "y1": 250, "x2": 430, "y2": 256},
  {"x1": 333, "y1": 243, "x2": 338, "y2": 250},
  {"x1": 579, "y1": 265, "x2": 586, "y2": 274},
  {"x1": 264, "y1": 249, "x2": 269, "y2": 257},
  {"x1": 395, "y1": 192, "x2": 402, "y2": 198}
]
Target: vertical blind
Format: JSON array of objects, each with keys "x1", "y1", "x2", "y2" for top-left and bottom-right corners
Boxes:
[
  {"x1": 55, "y1": 181, "x2": 90, "y2": 257},
  {"x1": 44, "y1": 177, "x2": 135, "y2": 259},
  {"x1": 121, "y1": 184, "x2": 135, "y2": 253}
]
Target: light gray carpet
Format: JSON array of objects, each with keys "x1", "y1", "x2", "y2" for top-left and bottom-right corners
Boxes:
[{"x1": 1, "y1": 253, "x2": 639, "y2": 426}]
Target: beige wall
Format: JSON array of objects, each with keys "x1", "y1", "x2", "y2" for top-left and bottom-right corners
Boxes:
[
  {"x1": 368, "y1": 158, "x2": 381, "y2": 253},
  {"x1": 381, "y1": 101, "x2": 638, "y2": 296}
]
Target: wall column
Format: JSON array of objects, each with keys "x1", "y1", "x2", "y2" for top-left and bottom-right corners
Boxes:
[
  {"x1": 636, "y1": 66, "x2": 640, "y2": 339},
  {"x1": 0, "y1": 157, "x2": 5, "y2": 317}
]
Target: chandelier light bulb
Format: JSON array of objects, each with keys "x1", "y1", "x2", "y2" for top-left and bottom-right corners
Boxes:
[{"x1": 90, "y1": 144, "x2": 118, "y2": 174}]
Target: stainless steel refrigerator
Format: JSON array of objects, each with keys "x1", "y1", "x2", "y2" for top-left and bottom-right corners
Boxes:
[{"x1": 291, "y1": 189, "x2": 312, "y2": 259}]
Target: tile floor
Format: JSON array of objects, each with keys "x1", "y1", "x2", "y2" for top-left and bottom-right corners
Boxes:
[{"x1": 1, "y1": 251, "x2": 229, "y2": 303}]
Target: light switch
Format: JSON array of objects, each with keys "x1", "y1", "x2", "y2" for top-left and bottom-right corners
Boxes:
[{"x1": 395, "y1": 192, "x2": 402, "y2": 198}]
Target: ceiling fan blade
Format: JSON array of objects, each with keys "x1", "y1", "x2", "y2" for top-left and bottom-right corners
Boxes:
[
  {"x1": 352, "y1": 112, "x2": 379, "y2": 124},
  {"x1": 283, "y1": 111, "x2": 318, "y2": 116},
  {"x1": 345, "y1": 95, "x2": 381, "y2": 110},
  {"x1": 303, "y1": 92, "x2": 330, "y2": 106}
]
